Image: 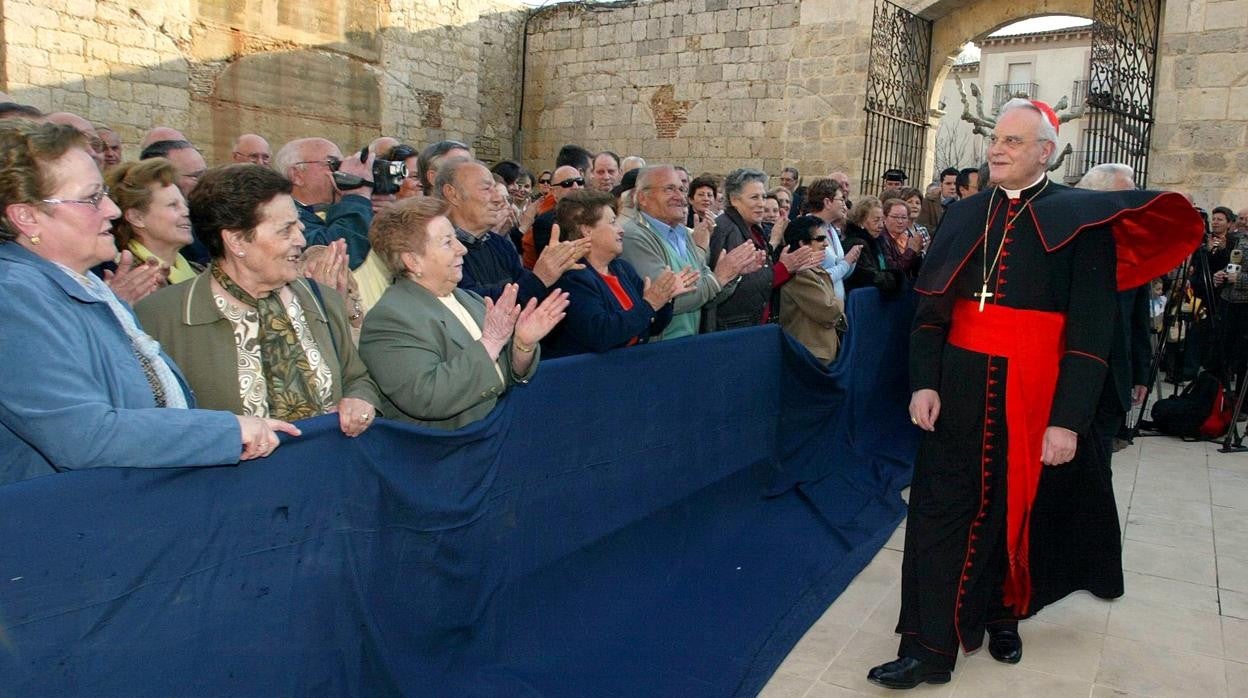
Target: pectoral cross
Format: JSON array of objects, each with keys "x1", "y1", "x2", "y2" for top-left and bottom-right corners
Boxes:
[{"x1": 976, "y1": 284, "x2": 994, "y2": 312}]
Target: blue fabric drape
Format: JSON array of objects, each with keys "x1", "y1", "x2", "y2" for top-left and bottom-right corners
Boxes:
[{"x1": 0, "y1": 289, "x2": 918, "y2": 697}]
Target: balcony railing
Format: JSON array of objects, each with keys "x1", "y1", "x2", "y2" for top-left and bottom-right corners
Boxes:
[
  {"x1": 1070, "y1": 79, "x2": 1090, "y2": 109},
  {"x1": 993, "y1": 82, "x2": 1040, "y2": 110}
]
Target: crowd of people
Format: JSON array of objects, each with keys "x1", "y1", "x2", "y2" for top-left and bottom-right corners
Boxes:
[
  {"x1": 0, "y1": 86, "x2": 1232, "y2": 691},
  {"x1": 0, "y1": 99, "x2": 1236, "y2": 478}
]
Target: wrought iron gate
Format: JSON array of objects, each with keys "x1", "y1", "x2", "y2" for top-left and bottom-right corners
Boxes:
[
  {"x1": 861, "y1": 0, "x2": 932, "y2": 194},
  {"x1": 1078, "y1": 0, "x2": 1162, "y2": 185}
]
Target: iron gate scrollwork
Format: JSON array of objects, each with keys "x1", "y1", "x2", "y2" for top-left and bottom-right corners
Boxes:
[
  {"x1": 861, "y1": 0, "x2": 932, "y2": 194},
  {"x1": 1079, "y1": 0, "x2": 1162, "y2": 186}
]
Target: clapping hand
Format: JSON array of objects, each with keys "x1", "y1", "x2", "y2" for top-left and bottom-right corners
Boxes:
[
  {"x1": 642, "y1": 270, "x2": 681, "y2": 310},
  {"x1": 691, "y1": 212, "x2": 713, "y2": 250},
  {"x1": 769, "y1": 217, "x2": 788, "y2": 250},
  {"x1": 105, "y1": 251, "x2": 167, "y2": 304},
  {"x1": 533, "y1": 223, "x2": 592, "y2": 286},
  {"x1": 519, "y1": 198, "x2": 540, "y2": 232},
  {"x1": 514, "y1": 288, "x2": 570, "y2": 348},
  {"x1": 303, "y1": 239, "x2": 351, "y2": 297},
  {"x1": 713, "y1": 241, "x2": 766, "y2": 285},
  {"x1": 778, "y1": 244, "x2": 823, "y2": 273},
  {"x1": 675, "y1": 265, "x2": 700, "y2": 295},
  {"x1": 480, "y1": 283, "x2": 523, "y2": 360}
]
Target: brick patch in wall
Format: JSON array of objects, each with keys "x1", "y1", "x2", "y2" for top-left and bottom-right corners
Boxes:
[
  {"x1": 416, "y1": 89, "x2": 444, "y2": 128},
  {"x1": 650, "y1": 84, "x2": 694, "y2": 139}
]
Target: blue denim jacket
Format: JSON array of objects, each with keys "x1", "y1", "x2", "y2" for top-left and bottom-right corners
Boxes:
[{"x1": 0, "y1": 243, "x2": 240, "y2": 486}]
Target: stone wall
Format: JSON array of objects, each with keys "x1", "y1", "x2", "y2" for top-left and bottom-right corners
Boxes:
[
  {"x1": 1, "y1": 0, "x2": 1244, "y2": 206},
  {"x1": 1, "y1": 0, "x2": 526, "y2": 164},
  {"x1": 522, "y1": 0, "x2": 877, "y2": 189},
  {"x1": 1153, "y1": 0, "x2": 1248, "y2": 207},
  {"x1": 524, "y1": 0, "x2": 1246, "y2": 206}
]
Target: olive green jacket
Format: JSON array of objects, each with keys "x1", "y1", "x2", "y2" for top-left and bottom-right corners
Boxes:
[
  {"x1": 358, "y1": 278, "x2": 538, "y2": 430},
  {"x1": 135, "y1": 270, "x2": 381, "y2": 416}
]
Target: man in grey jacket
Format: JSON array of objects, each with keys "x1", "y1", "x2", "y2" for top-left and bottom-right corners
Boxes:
[{"x1": 620, "y1": 165, "x2": 765, "y2": 340}]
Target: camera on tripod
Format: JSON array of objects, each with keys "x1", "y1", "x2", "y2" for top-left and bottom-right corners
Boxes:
[{"x1": 331, "y1": 146, "x2": 407, "y2": 195}]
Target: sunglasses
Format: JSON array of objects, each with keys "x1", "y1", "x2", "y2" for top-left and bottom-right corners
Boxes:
[
  {"x1": 538, "y1": 178, "x2": 551, "y2": 185},
  {"x1": 811, "y1": 235, "x2": 828, "y2": 243},
  {"x1": 553, "y1": 177, "x2": 585, "y2": 189}
]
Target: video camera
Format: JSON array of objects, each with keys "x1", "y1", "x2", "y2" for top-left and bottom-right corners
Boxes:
[{"x1": 331, "y1": 146, "x2": 407, "y2": 195}]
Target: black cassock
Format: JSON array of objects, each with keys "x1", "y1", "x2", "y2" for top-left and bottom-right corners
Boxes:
[{"x1": 896, "y1": 178, "x2": 1202, "y2": 669}]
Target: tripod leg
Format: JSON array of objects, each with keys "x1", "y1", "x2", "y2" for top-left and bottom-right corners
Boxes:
[{"x1": 1221, "y1": 367, "x2": 1248, "y2": 451}]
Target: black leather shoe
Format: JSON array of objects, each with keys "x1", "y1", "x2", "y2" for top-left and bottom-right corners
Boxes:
[
  {"x1": 866, "y1": 657, "x2": 952, "y2": 689},
  {"x1": 987, "y1": 627, "x2": 1023, "y2": 664}
]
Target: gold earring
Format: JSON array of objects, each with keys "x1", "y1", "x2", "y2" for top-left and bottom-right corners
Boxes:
[{"x1": 29, "y1": 235, "x2": 41, "y2": 246}]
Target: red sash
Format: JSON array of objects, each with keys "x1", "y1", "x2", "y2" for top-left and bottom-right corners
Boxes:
[{"x1": 948, "y1": 300, "x2": 1065, "y2": 616}]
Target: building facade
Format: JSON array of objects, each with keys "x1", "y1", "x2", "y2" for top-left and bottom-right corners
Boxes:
[{"x1": 935, "y1": 26, "x2": 1096, "y2": 184}]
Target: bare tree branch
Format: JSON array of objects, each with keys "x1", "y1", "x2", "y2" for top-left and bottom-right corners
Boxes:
[
  {"x1": 1048, "y1": 142, "x2": 1074, "y2": 173},
  {"x1": 954, "y1": 74, "x2": 996, "y2": 136}
]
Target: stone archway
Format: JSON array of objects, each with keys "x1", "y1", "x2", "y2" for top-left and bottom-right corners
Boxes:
[
  {"x1": 925, "y1": 0, "x2": 1094, "y2": 103},
  {"x1": 920, "y1": 1, "x2": 1095, "y2": 182},
  {"x1": 860, "y1": 0, "x2": 1099, "y2": 190},
  {"x1": 864, "y1": 0, "x2": 1164, "y2": 186}
]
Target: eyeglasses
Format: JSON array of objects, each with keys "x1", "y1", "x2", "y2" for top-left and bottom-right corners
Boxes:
[
  {"x1": 295, "y1": 156, "x2": 342, "y2": 171},
  {"x1": 987, "y1": 135, "x2": 1042, "y2": 148},
  {"x1": 42, "y1": 186, "x2": 112, "y2": 210},
  {"x1": 553, "y1": 177, "x2": 584, "y2": 188},
  {"x1": 235, "y1": 151, "x2": 272, "y2": 164}
]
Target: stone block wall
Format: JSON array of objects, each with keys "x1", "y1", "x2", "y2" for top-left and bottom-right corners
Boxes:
[
  {"x1": 1153, "y1": 0, "x2": 1248, "y2": 207},
  {"x1": 0, "y1": 0, "x2": 1244, "y2": 206},
  {"x1": 522, "y1": 0, "x2": 876, "y2": 190},
  {"x1": 524, "y1": 0, "x2": 1246, "y2": 206},
  {"x1": 1, "y1": 0, "x2": 526, "y2": 165}
]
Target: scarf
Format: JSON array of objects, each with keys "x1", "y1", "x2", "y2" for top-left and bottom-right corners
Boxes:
[
  {"x1": 57, "y1": 263, "x2": 188, "y2": 409},
  {"x1": 211, "y1": 264, "x2": 326, "y2": 420}
]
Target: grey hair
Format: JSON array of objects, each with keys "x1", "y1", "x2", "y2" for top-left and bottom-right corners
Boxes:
[
  {"x1": 432, "y1": 155, "x2": 480, "y2": 200},
  {"x1": 1076, "y1": 163, "x2": 1136, "y2": 191},
  {"x1": 272, "y1": 137, "x2": 324, "y2": 178},
  {"x1": 634, "y1": 164, "x2": 676, "y2": 192},
  {"x1": 723, "y1": 167, "x2": 768, "y2": 201},
  {"x1": 997, "y1": 98, "x2": 1060, "y2": 168}
]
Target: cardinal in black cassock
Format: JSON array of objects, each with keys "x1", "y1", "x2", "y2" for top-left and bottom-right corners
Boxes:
[{"x1": 867, "y1": 100, "x2": 1204, "y2": 690}]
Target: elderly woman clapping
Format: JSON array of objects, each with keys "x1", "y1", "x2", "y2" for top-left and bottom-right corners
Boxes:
[
  {"x1": 779, "y1": 215, "x2": 845, "y2": 365},
  {"x1": 105, "y1": 158, "x2": 202, "y2": 284},
  {"x1": 0, "y1": 120, "x2": 299, "y2": 486},
  {"x1": 706, "y1": 168, "x2": 822, "y2": 331},
  {"x1": 843, "y1": 195, "x2": 904, "y2": 296},
  {"x1": 136, "y1": 164, "x2": 381, "y2": 436},
  {"x1": 359, "y1": 197, "x2": 569, "y2": 430},
  {"x1": 542, "y1": 190, "x2": 696, "y2": 357}
]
